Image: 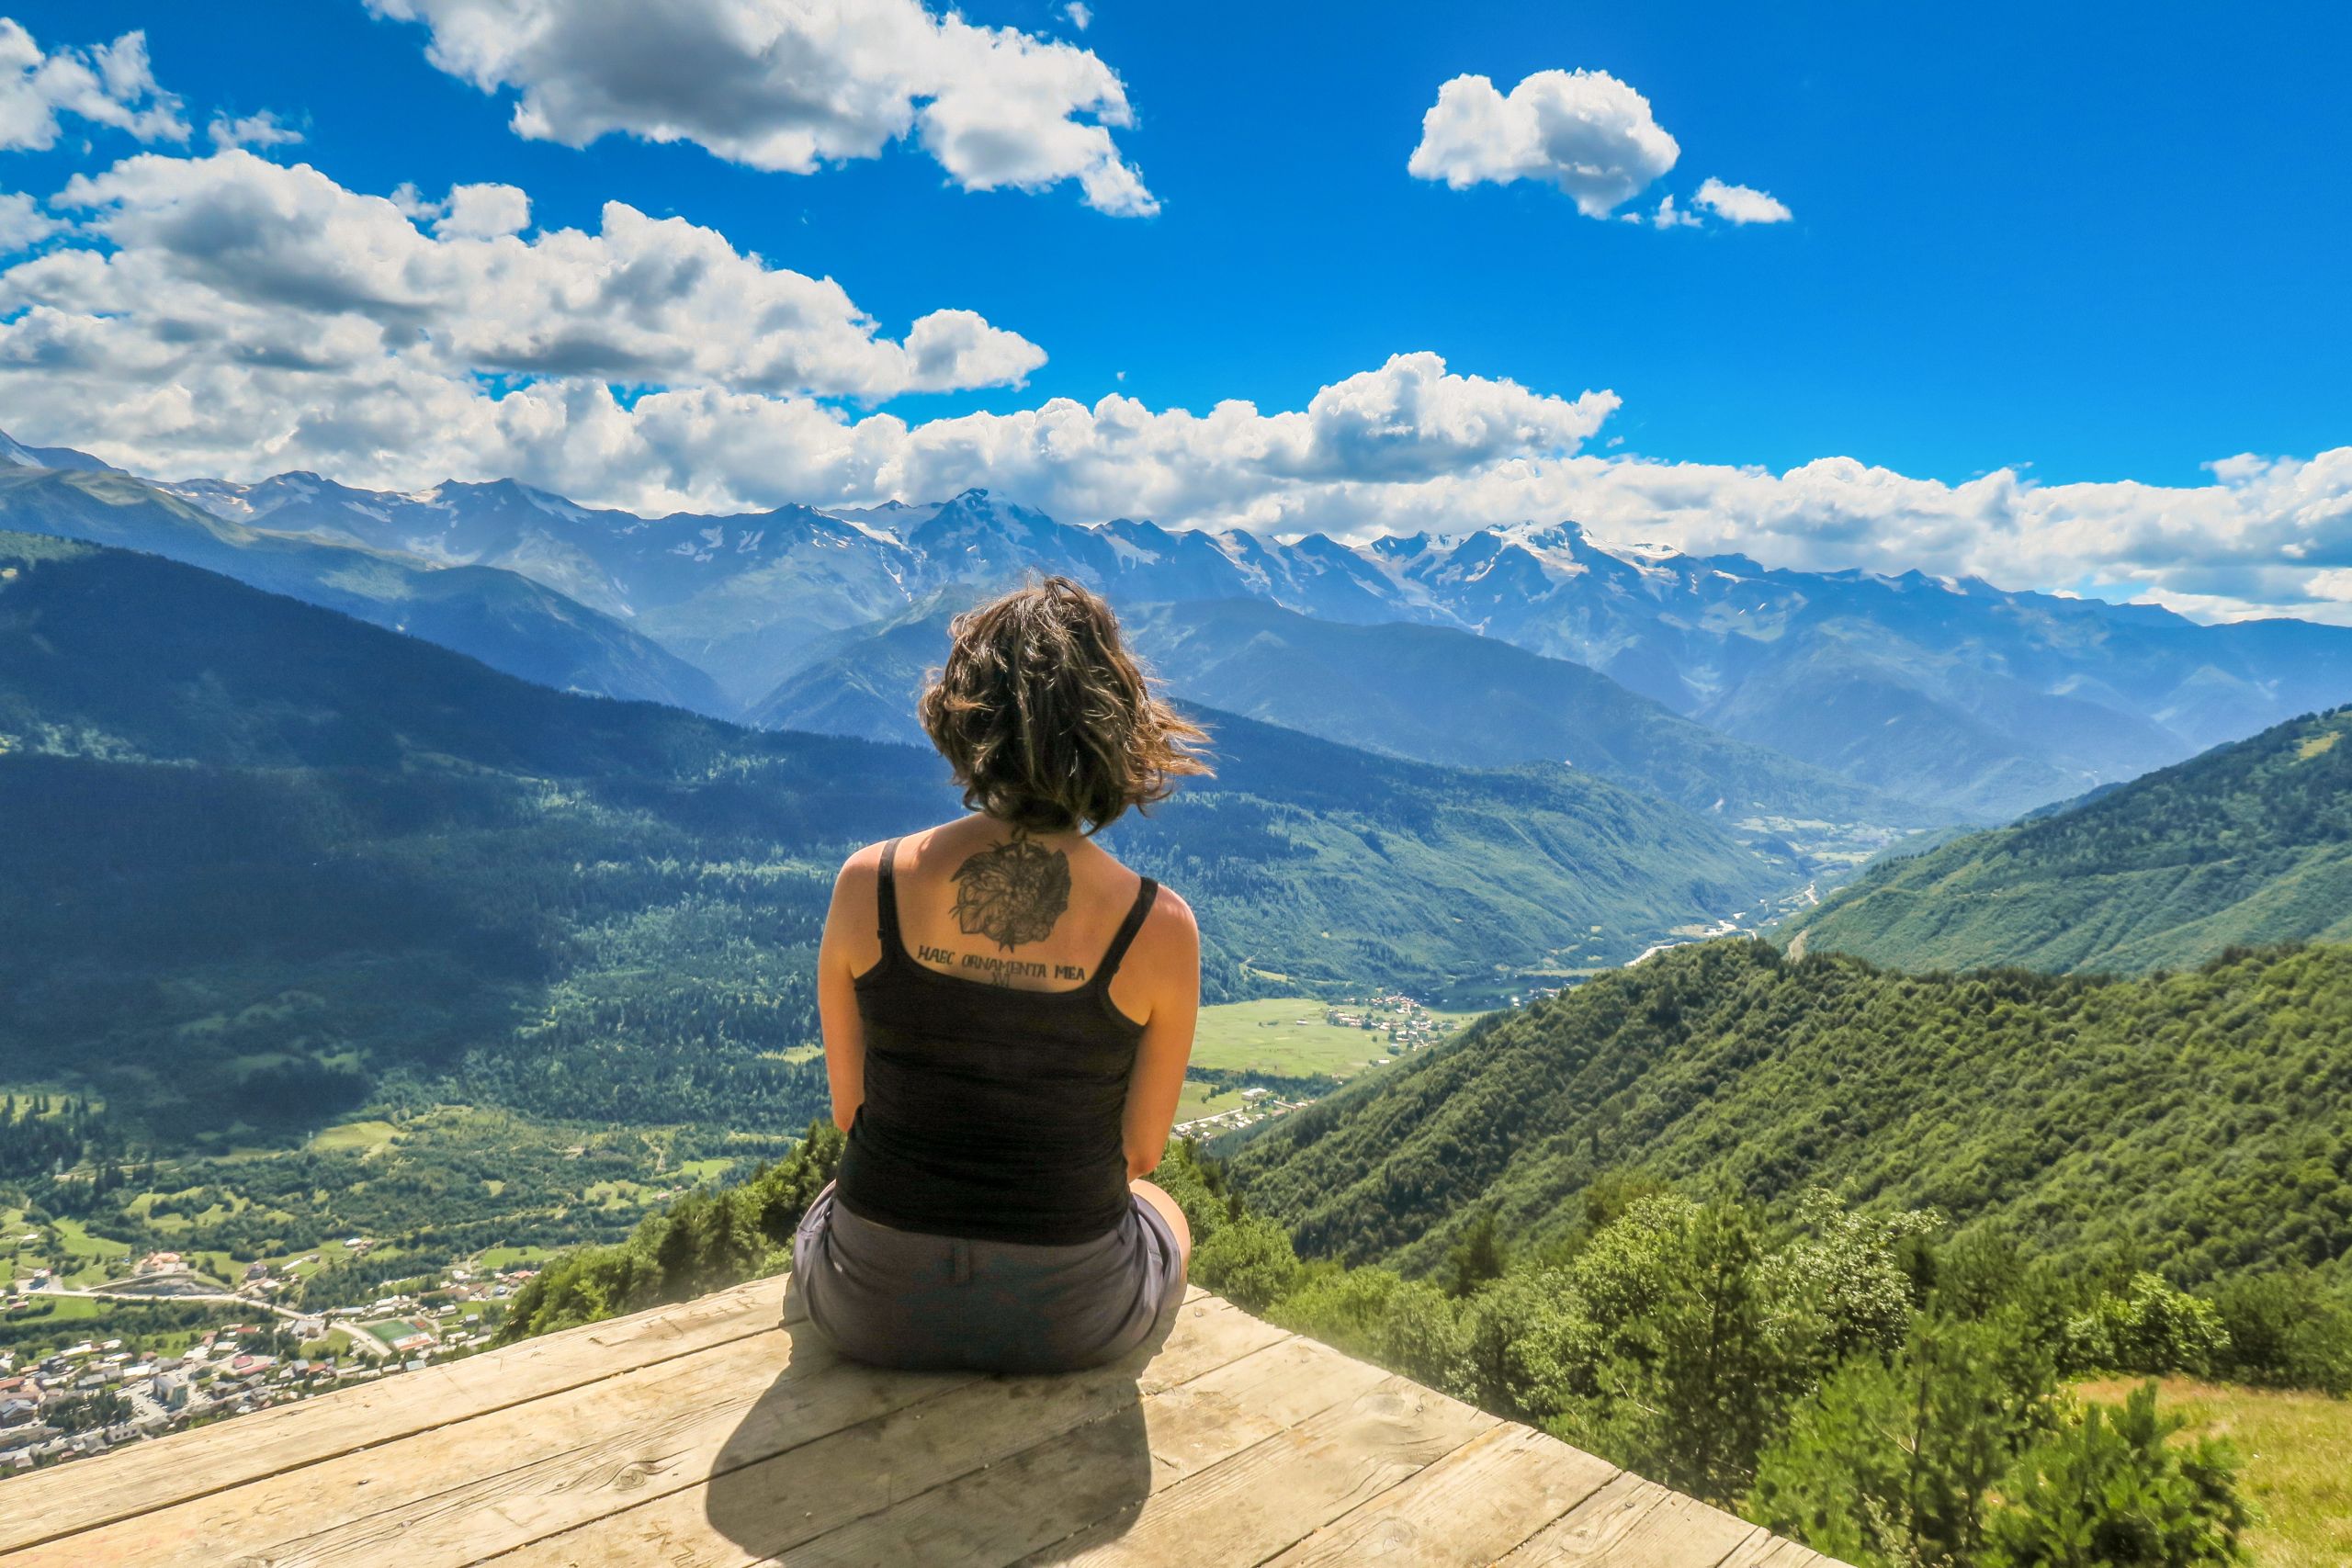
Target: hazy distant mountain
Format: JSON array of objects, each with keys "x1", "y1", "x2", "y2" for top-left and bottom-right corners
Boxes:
[
  {"x1": 38, "y1": 432, "x2": 2352, "y2": 818},
  {"x1": 752, "y1": 599, "x2": 1942, "y2": 839},
  {"x1": 0, "y1": 465, "x2": 723, "y2": 714},
  {"x1": 1780, "y1": 704, "x2": 2352, "y2": 975}
]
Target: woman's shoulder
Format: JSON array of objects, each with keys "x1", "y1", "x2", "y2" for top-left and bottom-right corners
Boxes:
[
  {"x1": 835, "y1": 819, "x2": 952, "y2": 881},
  {"x1": 1135, "y1": 879, "x2": 1197, "y2": 955}
]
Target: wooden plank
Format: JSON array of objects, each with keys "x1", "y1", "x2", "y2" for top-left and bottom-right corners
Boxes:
[
  {"x1": 778, "y1": 1335, "x2": 1389, "y2": 1568},
  {"x1": 482, "y1": 1296, "x2": 1295, "y2": 1568},
  {"x1": 1261, "y1": 1424, "x2": 1618, "y2": 1567},
  {"x1": 14, "y1": 1323, "x2": 960, "y2": 1568},
  {"x1": 0, "y1": 1272, "x2": 792, "y2": 1554},
  {"x1": 1716, "y1": 1532, "x2": 1838, "y2": 1568},
  {"x1": 1502, "y1": 1471, "x2": 1770, "y2": 1568},
  {"x1": 1023, "y1": 1374, "x2": 1498, "y2": 1567}
]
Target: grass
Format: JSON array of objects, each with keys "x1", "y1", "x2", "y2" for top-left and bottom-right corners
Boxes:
[
  {"x1": 469, "y1": 1245, "x2": 554, "y2": 1270},
  {"x1": 1191, "y1": 998, "x2": 1467, "y2": 1078},
  {"x1": 1174, "y1": 1081, "x2": 1250, "y2": 1124},
  {"x1": 308, "y1": 1119, "x2": 401, "y2": 1154},
  {"x1": 2076, "y1": 1377, "x2": 2352, "y2": 1568}
]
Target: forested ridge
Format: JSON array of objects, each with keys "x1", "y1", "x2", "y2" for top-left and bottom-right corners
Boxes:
[
  {"x1": 1781, "y1": 705, "x2": 2352, "y2": 974},
  {"x1": 1224, "y1": 938, "x2": 2352, "y2": 1286}
]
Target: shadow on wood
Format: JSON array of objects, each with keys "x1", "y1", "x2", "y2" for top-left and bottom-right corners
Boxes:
[{"x1": 701, "y1": 1282, "x2": 1174, "y2": 1562}]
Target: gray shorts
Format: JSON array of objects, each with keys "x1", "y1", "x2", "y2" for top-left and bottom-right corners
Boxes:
[{"x1": 790, "y1": 1180, "x2": 1186, "y2": 1374}]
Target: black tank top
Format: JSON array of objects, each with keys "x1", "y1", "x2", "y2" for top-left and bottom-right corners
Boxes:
[{"x1": 834, "y1": 837, "x2": 1160, "y2": 1246}]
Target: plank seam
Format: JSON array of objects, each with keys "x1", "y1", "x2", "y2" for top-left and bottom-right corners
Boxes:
[
  {"x1": 1238, "y1": 1423, "x2": 1499, "y2": 1568},
  {"x1": 469, "y1": 1315, "x2": 1296, "y2": 1568},
  {"x1": 4, "y1": 1313, "x2": 788, "y2": 1554},
  {"x1": 1268, "y1": 1425, "x2": 1622, "y2": 1567}
]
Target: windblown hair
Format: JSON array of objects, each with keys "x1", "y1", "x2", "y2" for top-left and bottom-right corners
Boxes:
[{"x1": 919, "y1": 577, "x2": 1211, "y2": 833}]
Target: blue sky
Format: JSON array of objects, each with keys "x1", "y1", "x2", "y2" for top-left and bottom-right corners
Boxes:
[{"x1": 4, "y1": 0, "x2": 2350, "y2": 619}]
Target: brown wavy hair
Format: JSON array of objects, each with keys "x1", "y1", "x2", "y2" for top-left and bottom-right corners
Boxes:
[{"x1": 918, "y1": 577, "x2": 1211, "y2": 833}]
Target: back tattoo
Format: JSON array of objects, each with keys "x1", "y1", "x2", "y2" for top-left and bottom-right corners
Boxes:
[{"x1": 950, "y1": 832, "x2": 1073, "y2": 950}]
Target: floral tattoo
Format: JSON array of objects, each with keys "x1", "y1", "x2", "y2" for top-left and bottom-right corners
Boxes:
[{"x1": 950, "y1": 832, "x2": 1073, "y2": 950}]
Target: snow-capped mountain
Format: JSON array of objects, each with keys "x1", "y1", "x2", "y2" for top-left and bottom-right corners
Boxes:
[{"x1": 13, "y1": 430, "x2": 2352, "y2": 819}]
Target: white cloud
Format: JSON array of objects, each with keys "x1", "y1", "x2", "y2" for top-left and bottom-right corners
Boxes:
[
  {"x1": 0, "y1": 190, "x2": 58, "y2": 251},
  {"x1": 1649, "y1": 194, "x2": 1699, "y2": 229},
  {"x1": 1408, "y1": 69, "x2": 1679, "y2": 218},
  {"x1": 432, "y1": 180, "x2": 532, "y2": 239},
  {"x1": 0, "y1": 18, "x2": 187, "y2": 152},
  {"x1": 1693, "y1": 175, "x2": 1791, "y2": 224},
  {"x1": 5, "y1": 274, "x2": 2348, "y2": 625},
  {"x1": 1063, "y1": 2, "x2": 1092, "y2": 29},
  {"x1": 207, "y1": 110, "x2": 304, "y2": 151},
  {"x1": 363, "y1": 0, "x2": 1157, "y2": 216},
  {"x1": 8, "y1": 151, "x2": 1041, "y2": 427}
]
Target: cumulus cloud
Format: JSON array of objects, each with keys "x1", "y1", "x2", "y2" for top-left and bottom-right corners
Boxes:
[
  {"x1": 363, "y1": 0, "x2": 1157, "y2": 216},
  {"x1": 206, "y1": 109, "x2": 304, "y2": 151},
  {"x1": 0, "y1": 189, "x2": 58, "y2": 251},
  {"x1": 5, "y1": 149, "x2": 1042, "y2": 438},
  {"x1": 4, "y1": 247, "x2": 2347, "y2": 626},
  {"x1": 1063, "y1": 2, "x2": 1092, "y2": 29},
  {"x1": 1408, "y1": 68, "x2": 1679, "y2": 218},
  {"x1": 0, "y1": 17, "x2": 187, "y2": 152},
  {"x1": 1692, "y1": 175, "x2": 1791, "y2": 224},
  {"x1": 1647, "y1": 194, "x2": 1699, "y2": 229}
]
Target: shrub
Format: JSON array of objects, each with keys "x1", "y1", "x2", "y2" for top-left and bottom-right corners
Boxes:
[
  {"x1": 1986, "y1": 1383, "x2": 2247, "y2": 1568},
  {"x1": 2208, "y1": 1270, "x2": 2352, "y2": 1395},
  {"x1": 2064, "y1": 1273, "x2": 2232, "y2": 1378},
  {"x1": 1191, "y1": 1212, "x2": 1301, "y2": 1313}
]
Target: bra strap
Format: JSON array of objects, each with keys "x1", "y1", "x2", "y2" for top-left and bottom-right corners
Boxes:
[
  {"x1": 1095, "y1": 876, "x2": 1159, "y2": 984},
  {"x1": 876, "y1": 837, "x2": 903, "y2": 950}
]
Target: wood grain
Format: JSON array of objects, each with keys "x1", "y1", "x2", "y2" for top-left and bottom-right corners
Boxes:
[
  {"x1": 0, "y1": 1274, "x2": 791, "y2": 1555},
  {"x1": 484, "y1": 1297, "x2": 1292, "y2": 1568},
  {"x1": 6, "y1": 1281, "x2": 1849, "y2": 1568},
  {"x1": 1031, "y1": 1375, "x2": 1497, "y2": 1567},
  {"x1": 1499, "y1": 1470, "x2": 1769, "y2": 1567},
  {"x1": 1261, "y1": 1423, "x2": 1618, "y2": 1567}
]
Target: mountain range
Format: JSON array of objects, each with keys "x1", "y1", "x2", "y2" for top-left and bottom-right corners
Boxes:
[
  {"x1": 8, "y1": 431, "x2": 2346, "y2": 826},
  {"x1": 0, "y1": 529, "x2": 1803, "y2": 1136},
  {"x1": 749, "y1": 599, "x2": 1938, "y2": 864}
]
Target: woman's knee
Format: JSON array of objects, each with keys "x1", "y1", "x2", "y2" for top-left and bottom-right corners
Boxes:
[{"x1": 1131, "y1": 1178, "x2": 1192, "y2": 1267}]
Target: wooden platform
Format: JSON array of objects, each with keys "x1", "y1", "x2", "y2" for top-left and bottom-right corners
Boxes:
[{"x1": 0, "y1": 1276, "x2": 1843, "y2": 1567}]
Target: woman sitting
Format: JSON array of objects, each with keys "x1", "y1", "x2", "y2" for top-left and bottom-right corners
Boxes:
[{"x1": 792, "y1": 577, "x2": 1210, "y2": 1373}]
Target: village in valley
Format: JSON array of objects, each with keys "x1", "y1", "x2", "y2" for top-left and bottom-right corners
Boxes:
[
  {"x1": 0, "y1": 1242, "x2": 533, "y2": 1473},
  {"x1": 1172, "y1": 993, "x2": 1468, "y2": 1138}
]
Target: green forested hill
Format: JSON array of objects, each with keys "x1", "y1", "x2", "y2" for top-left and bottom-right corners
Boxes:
[
  {"x1": 0, "y1": 531, "x2": 950, "y2": 1141},
  {"x1": 1111, "y1": 705, "x2": 1803, "y2": 999},
  {"x1": 1779, "y1": 705, "x2": 2352, "y2": 974},
  {"x1": 1227, "y1": 938, "x2": 2352, "y2": 1283},
  {"x1": 0, "y1": 533, "x2": 1798, "y2": 1141}
]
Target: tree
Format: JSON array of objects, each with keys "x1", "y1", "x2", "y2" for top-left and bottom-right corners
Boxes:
[{"x1": 1986, "y1": 1384, "x2": 2246, "y2": 1568}]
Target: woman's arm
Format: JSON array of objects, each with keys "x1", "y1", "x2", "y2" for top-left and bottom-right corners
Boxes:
[
  {"x1": 1120, "y1": 886, "x2": 1201, "y2": 1179},
  {"x1": 817, "y1": 846, "x2": 882, "y2": 1133}
]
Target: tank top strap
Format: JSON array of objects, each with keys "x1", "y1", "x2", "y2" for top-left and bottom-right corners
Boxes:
[
  {"x1": 1093, "y1": 875, "x2": 1159, "y2": 986},
  {"x1": 876, "y1": 837, "x2": 904, "y2": 950}
]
